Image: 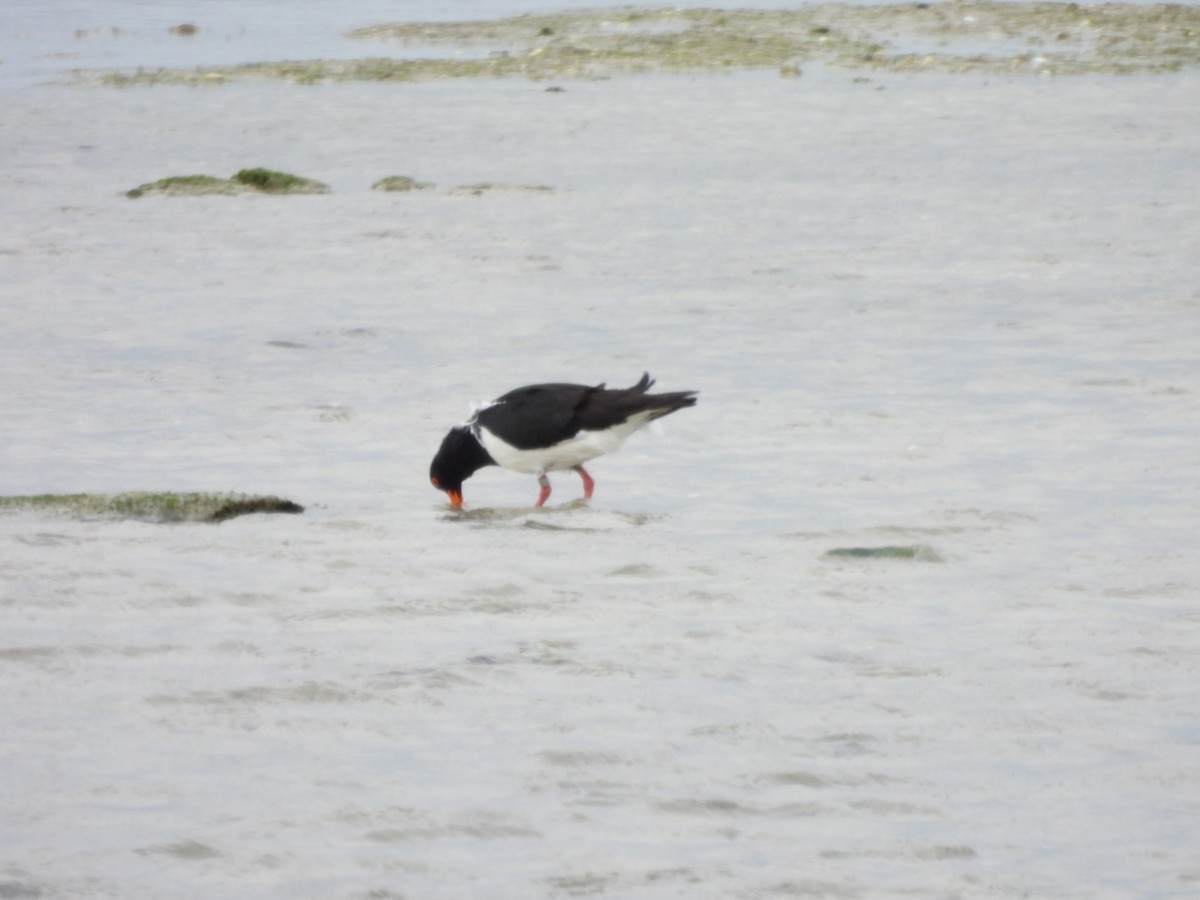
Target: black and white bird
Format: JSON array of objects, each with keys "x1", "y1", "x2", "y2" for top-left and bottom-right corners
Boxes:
[{"x1": 430, "y1": 373, "x2": 697, "y2": 509}]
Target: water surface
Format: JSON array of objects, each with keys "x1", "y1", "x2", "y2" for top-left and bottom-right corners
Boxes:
[{"x1": 1, "y1": 5, "x2": 1198, "y2": 898}]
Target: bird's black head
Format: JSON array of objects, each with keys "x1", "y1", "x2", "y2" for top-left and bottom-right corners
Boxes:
[{"x1": 430, "y1": 426, "x2": 495, "y2": 509}]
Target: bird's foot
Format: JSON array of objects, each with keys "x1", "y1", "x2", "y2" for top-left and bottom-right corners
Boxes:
[
  {"x1": 573, "y1": 465, "x2": 595, "y2": 500},
  {"x1": 534, "y1": 474, "x2": 552, "y2": 508}
]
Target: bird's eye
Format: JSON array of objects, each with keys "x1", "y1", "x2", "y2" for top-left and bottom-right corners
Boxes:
[{"x1": 431, "y1": 476, "x2": 440, "y2": 487}]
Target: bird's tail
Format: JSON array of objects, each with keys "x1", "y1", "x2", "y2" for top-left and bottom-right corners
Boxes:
[{"x1": 630, "y1": 372, "x2": 698, "y2": 419}]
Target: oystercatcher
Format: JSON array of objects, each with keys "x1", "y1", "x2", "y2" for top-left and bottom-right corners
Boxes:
[{"x1": 430, "y1": 373, "x2": 697, "y2": 509}]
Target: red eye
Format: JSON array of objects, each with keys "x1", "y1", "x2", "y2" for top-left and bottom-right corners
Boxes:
[{"x1": 431, "y1": 476, "x2": 440, "y2": 487}]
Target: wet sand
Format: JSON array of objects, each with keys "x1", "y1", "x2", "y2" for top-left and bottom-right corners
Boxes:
[{"x1": 2, "y1": 5, "x2": 1199, "y2": 898}]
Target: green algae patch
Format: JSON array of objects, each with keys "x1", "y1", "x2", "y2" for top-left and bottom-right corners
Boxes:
[
  {"x1": 371, "y1": 175, "x2": 435, "y2": 192},
  {"x1": 207, "y1": 496, "x2": 306, "y2": 522},
  {"x1": 825, "y1": 545, "x2": 944, "y2": 562},
  {"x1": 126, "y1": 174, "x2": 254, "y2": 198},
  {"x1": 79, "y1": 4, "x2": 1200, "y2": 86},
  {"x1": 232, "y1": 167, "x2": 330, "y2": 194},
  {"x1": 0, "y1": 492, "x2": 305, "y2": 523},
  {"x1": 129, "y1": 169, "x2": 330, "y2": 198}
]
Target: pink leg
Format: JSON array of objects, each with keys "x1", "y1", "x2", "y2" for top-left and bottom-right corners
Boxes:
[
  {"x1": 534, "y1": 474, "x2": 552, "y2": 508},
  {"x1": 573, "y1": 465, "x2": 595, "y2": 500}
]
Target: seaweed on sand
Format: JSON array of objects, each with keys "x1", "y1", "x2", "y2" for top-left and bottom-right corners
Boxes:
[
  {"x1": 0, "y1": 492, "x2": 305, "y2": 523},
  {"x1": 128, "y1": 169, "x2": 330, "y2": 198}
]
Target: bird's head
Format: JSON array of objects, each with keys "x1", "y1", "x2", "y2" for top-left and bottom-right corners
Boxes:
[{"x1": 430, "y1": 426, "x2": 493, "y2": 509}]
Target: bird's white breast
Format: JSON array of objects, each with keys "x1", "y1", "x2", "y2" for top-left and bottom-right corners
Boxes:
[{"x1": 476, "y1": 411, "x2": 657, "y2": 475}]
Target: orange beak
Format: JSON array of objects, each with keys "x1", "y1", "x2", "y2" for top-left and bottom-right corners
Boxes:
[{"x1": 447, "y1": 490, "x2": 463, "y2": 510}]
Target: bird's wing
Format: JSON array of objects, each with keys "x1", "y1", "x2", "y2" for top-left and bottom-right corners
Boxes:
[{"x1": 475, "y1": 383, "x2": 593, "y2": 450}]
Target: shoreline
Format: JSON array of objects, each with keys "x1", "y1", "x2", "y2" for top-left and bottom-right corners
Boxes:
[{"x1": 62, "y1": 2, "x2": 1200, "y2": 86}]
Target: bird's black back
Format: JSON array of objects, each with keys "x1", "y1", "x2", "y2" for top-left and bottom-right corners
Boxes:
[{"x1": 474, "y1": 372, "x2": 697, "y2": 451}]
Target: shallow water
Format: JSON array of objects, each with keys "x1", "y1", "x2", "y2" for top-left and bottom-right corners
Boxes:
[{"x1": 2, "y1": 5, "x2": 1200, "y2": 898}]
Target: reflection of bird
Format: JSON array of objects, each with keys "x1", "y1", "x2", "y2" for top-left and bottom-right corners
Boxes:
[{"x1": 430, "y1": 373, "x2": 698, "y2": 509}]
